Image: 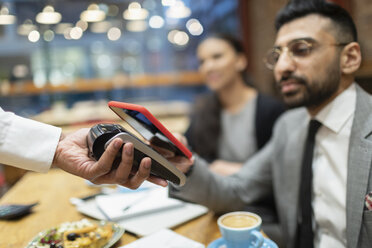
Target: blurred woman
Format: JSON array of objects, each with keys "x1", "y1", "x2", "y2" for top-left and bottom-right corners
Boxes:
[
  {"x1": 185, "y1": 34, "x2": 285, "y2": 175},
  {"x1": 184, "y1": 34, "x2": 286, "y2": 246}
]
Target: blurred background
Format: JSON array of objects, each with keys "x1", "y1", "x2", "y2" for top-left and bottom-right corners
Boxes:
[
  {"x1": 0, "y1": 0, "x2": 243, "y2": 118},
  {"x1": 0, "y1": 0, "x2": 371, "y2": 117},
  {"x1": 0, "y1": 0, "x2": 371, "y2": 190}
]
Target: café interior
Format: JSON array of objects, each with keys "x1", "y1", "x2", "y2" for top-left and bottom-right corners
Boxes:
[{"x1": 0, "y1": 0, "x2": 371, "y2": 247}]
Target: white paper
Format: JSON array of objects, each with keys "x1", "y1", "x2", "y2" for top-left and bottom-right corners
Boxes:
[
  {"x1": 117, "y1": 203, "x2": 208, "y2": 236},
  {"x1": 119, "y1": 229, "x2": 205, "y2": 248},
  {"x1": 75, "y1": 199, "x2": 208, "y2": 236},
  {"x1": 95, "y1": 187, "x2": 184, "y2": 221}
]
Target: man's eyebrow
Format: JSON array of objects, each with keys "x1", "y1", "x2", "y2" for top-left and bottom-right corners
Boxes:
[
  {"x1": 273, "y1": 37, "x2": 317, "y2": 48},
  {"x1": 290, "y1": 37, "x2": 316, "y2": 43}
]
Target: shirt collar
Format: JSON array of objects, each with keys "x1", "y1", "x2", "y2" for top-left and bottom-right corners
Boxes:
[{"x1": 313, "y1": 83, "x2": 356, "y2": 133}]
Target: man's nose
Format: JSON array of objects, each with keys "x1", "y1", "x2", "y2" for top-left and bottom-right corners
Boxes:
[{"x1": 274, "y1": 50, "x2": 296, "y2": 76}]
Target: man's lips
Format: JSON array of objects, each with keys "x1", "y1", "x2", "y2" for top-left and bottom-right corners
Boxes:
[{"x1": 279, "y1": 79, "x2": 301, "y2": 94}]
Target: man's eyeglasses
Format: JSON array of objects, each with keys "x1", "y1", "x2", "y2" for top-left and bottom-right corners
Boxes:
[{"x1": 264, "y1": 39, "x2": 349, "y2": 70}]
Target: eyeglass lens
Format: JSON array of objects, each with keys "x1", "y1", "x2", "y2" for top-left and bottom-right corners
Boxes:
[{"x1": 266, "y1": 40, "x2": 313, "y2": 68}]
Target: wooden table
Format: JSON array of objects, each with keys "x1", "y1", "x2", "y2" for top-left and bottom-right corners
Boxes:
[{"x1": 0, "y1": 169, "x2": 221, "y2": 248}]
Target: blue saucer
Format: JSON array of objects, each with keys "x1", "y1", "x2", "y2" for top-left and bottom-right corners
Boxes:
[{"x1": 207, "y1": 237, "x2": 278, "y2": 248}]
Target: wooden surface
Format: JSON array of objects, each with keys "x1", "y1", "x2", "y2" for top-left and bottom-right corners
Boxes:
[
  {"x1": 0, "y1": 169, "x2": 221, "y2": 248},
  {"x1": 0, "y1": 71, "x2": 203, "y2": 96}
]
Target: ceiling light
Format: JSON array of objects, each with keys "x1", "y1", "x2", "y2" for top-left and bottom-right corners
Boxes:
[
  {"x1": 43, "y1": 30, "x2": 55, "y2": 42},
  {"x1": 123, "y1": 2, "x2": 149, "y2": 21},
  {"x1": 63, "y1": 28, "x2": 72, "y2": 40},
  {"x1": 173, "y1": 31, "x2": 189, "y2": 46},
  {"x1": 167, "y1": 29, "x2": 179, "y2": 44},
  {"x1": 76, "y1": 20, "x2": 88, "y2": 31},
  {"x1": 28, "y1": 30, "x2": 40, "y2": 42},
  {"x1": 90, "y1": 21, "x2": 112, "y2": 33},
  {"x1": 80, "y1": 4, "x2": 106, "y2": 22},
  {"x1": 55, "y1": 23, "x2": 73, "y2": 34},
  {"x1": 186, "y1": 18, "x2": 203, "y2": 36},
  {"x1": 36, "y1": 6, "x2": 62, "y2": 25},
  {"x1": 107, "y1": 27, "x2": 121, "y2": 41},
  {"x1": 126, "y1": 20, "x2": 147, "y2": 32},
  {"x1": 70, "y1": 27, "x2": 83, "y2": 40},
  {"x1": 162, "y1": 0, "x2": 176, "y2": 6},
  {"x1": 168, "y1": 30, "x2": 189, "y2": 46},
  {"x1": 149, "y1": 15, "x2": 164, "y2": 29},
  {"x1": 18, "y1": 20, "x2": 37, "y2": 36},
  {"x1": 0, "y1": 6, "x2": 16, "y2": 25},
  {"x1": 166, "y1": 1, "x2": 191, "y2": 19}
]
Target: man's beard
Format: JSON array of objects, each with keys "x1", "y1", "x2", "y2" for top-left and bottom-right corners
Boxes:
[{"x1": 278, "y1": 62, "x2": 341, "y2": 109}]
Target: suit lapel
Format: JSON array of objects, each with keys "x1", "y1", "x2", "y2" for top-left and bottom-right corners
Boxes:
[
  {"x1": 346, "y1": 85, "x2": 372, "y2": 248},
  {"x1": 285, "y1": 116, "x2": 308, "y2": 243}
]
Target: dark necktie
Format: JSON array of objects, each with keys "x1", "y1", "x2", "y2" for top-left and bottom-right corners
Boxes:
[{"x1": 296, "y1": 119, "x2": 322, "y2": 248}]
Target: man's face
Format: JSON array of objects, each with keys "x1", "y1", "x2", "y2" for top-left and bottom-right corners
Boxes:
[{"x1": 273, "y1": 14, "x2": 343, "y2": 108}]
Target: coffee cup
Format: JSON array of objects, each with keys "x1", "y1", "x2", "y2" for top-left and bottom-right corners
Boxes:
[{"x1": 217, "y1": 211, "x2": 264, "y2": 248}]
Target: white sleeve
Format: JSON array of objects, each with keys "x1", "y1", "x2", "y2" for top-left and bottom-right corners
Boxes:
[{"x1": 0, "y1": 107, "x2": 62, "y2": 173}]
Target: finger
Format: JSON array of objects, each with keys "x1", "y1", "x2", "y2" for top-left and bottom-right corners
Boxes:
[
  {"x1": 114, "y1": 142, "x2": 135, "y2": 183},
  {"x1": 168, "y1": 156, "x2": 194, "y2": 173},
  {"x1": 92, "y1": 138, "x2": 123, "y2": 177},
  {"x1": 122, "y1": 157, "x2": 151, "y2": 189},
  {"x1": 151, "y1": 146, "x2": 175, "y2": 158},
  {"x1": 147, "y1": 175, "x2": 168, "y2": 187}
]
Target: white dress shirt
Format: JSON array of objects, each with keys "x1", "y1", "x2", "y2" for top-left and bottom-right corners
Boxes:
[
  {"x1": 312, "y1": 83, "x2": 356, "y2": 248},
  {"x1": 0, "y1": 107, "x2": 61, "y2": 172}
]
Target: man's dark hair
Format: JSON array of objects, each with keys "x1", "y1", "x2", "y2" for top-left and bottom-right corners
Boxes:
[{"x1": 275, "y1": 0, "x2": 357, "y2": 43}]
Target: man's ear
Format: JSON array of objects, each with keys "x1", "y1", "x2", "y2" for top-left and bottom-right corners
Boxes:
[{"x1": 340, "y1": 42, "x2": 362, "y2": 74}]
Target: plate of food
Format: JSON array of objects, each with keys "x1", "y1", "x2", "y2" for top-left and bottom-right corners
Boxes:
[{"x1": 26, "y1": 218, "x2": 124, "y2": 248}]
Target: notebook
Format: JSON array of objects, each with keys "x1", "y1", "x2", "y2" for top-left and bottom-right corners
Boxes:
[
  {"x1": 119, "y1": 229, "x2": 205, "y2": 248},
  {"x1": 95, "y1": 187, "x2": 184, "y2": 221},
  {"x1": 74, "y1": 187, "x2": 208, "y2": 236}
]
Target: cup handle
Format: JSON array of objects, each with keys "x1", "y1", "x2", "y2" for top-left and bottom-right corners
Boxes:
[{"x1": 249, "y1": 230, "x2": 264, "y2": 248}]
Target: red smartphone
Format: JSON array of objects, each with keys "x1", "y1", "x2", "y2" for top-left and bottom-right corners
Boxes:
[{"x1": 108, "y1": 101, "x2": 192, "y2": 159}]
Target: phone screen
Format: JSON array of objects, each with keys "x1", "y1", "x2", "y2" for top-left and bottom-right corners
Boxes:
[
  {"x1": 124, "y1": 109, "x2": 158, "y2": 134},
  {"x1": 120, "y1": 108, "x2": 180, "y2": 154}
]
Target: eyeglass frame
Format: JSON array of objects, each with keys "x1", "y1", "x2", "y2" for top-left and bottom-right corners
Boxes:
[{"x1": 263, "y1": 38, "x2": 350, "y2": 70}]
